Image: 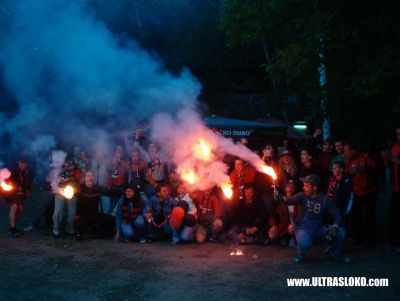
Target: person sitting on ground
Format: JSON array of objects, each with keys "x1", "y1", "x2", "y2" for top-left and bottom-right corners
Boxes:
[
  {"x1": 274, "y1": 175, "x2": 351, "y2": 263},
  {"x1": 227, "y1": 184, "x2": 266, "y2": 245},
  {"x1": 144, "y1": 183, "x2": 178, "y2": 243},
  {"x1": 267, "y1": 180, "x2": 298, "y2": 247},
  {"x1": 73, "y1": 171, "x2": 118, "y2": 241},
  {"x1": 114, "y1": 185, "x2": 146, "y2": 243},
  {"x1": 192, "y1": 188, "x2": 224, "y2": 243},
  {"x1": 170, "y1": 182, "x2": 197, "y2": 243}
]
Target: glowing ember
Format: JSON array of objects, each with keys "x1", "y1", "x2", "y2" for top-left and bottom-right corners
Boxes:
[
  {"x1": 182, "y1": 171, "x2": 196, "y2": 185},
  {"x1": 194, "y1": 138, "x2": 212, "y2": 161},
  {"x1": 221, "y1": 183, "x2": 233, "y2": 199},
  {"x1": 259, "y1": 164, "x2": 277, "y2": 180},
  {"x1": 230, "y1": 248, "x2": 244, "y2": 256},
  {"x1": 61, "y1": 185, "x2": 75, "y2": 199},
  {"x1": 0, "y1": 181, "x2": 13, "y2": 191}
]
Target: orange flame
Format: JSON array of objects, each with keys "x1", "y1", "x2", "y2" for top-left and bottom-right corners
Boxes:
[
  {"x1": 61, "y1": 185, "x2": 75, "y2": 199},
  {"x1": 221, "y1": 183, "x2": 233, "y2": 199},
  {"x1": 194, "y1": 138, "x2": 212, "y2": 161},
  {"x1": 259, "y1": 164, "x2": 277, "y2": 180},
  {"x1": 182, "y1": 171, "x2": 196, "y2": 185},
  {"x1": 0, "y1": 181, "x2": 13, "y2": 191},
  {"x1": 230, "y1": 248, "x2": 244, "y2": 256}
]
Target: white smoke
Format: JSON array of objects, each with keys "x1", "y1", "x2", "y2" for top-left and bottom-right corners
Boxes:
[{"x1": 151, "y1": 109, "x2": 272, "y2": 191}]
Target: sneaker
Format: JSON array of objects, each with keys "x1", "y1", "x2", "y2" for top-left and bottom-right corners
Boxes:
[
  {"x1": 146, "y1": 237, "x2": 154, "y2": 243},
  {"x1": 171, "y1": 238, "x2": 180, "y2": 245},
  {"x1": 139, "y1": 238, "x2": 146, "y2": 244},
  {"x1": 264, "y1": 237, "x2": 271, "y2": 246},
  {"x1": 52, "y1": 233, "x2": 63, "y2": 239},
  {"x1": 9, "y1": 227, "x2": 20, "y2": 238},
  {"x1": 23, "y1": 225, "x2": 34, "y2": 232},
  {"x1": 75, "y1": 233, "x2": 82, "y2": 241},
  {"x1": 209, "y1": 236, "x2": 220, "y2": 244},
  {"x1": 293, "y1": 254, "x2": 304, "y2": 263}
]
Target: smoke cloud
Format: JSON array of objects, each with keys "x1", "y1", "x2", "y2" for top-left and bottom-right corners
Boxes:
[{"x1": 0, "y1": 0, "x2": 200, "y2": 156}]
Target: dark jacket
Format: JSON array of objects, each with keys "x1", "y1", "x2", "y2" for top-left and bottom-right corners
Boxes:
[
  {"x1": 76, "y1": 184, "x2": 119, "y2": 216},
  {"x1": 232, "y1": 197, "x2": 266, "y2": 231}
]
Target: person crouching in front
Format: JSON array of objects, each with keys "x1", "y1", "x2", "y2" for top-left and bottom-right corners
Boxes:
[{"x1": 114, "y1": 185, "x2": 146, "y2": 243}]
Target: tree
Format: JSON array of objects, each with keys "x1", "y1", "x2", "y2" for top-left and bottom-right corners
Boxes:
[{"x1": 221, "y1": 0, "x2": 400, "y2": 148}]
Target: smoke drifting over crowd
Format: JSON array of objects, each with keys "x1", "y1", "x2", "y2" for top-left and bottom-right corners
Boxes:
[
  {"x1": 0, "y1": 0, "x2": 200, "y2": 154},
  {"x1": 0, "y1": 0, "x2": 276, "y2": 190}
]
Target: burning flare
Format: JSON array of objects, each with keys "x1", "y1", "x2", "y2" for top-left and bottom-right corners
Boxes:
[
  {"x1": 259, "y1": 164, "x2": 277, "y2": 180},
  {"x1": 61, "y1": 185, "x2": 75, "y2": 199},
  {"x1": 194, "y1": 138, "x2": 212, "y2": 161},
  {"x1": 182, "y1": 171, "x2": 196, "y2": 185},
  {"x1": 230, "y1": 248, "x2": 244, "y2": 256},
  {"x1": 221, "y1": 183, "x2": 233, "y2": 199},
  {"x1": 1, "y1": 181, "x2": 13, "y2": 191}
]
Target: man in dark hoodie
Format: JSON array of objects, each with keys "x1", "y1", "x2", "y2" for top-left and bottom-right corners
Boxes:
[
  {"x1": 227, "y1": 184, "x2": 266, "y2": 244},
  {"x1": 276, "y1": 175, "x2": 351, "y2": 263},
  {"x1": 73, "y1": 171, "x2": 119, "y2": 240}
]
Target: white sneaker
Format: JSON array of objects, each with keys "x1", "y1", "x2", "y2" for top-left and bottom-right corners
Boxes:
[{"x1": 23, "y1": 225, "x2": 33, "y2": 232}]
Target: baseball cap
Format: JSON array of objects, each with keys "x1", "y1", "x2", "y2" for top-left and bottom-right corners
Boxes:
[{"x1": 300, "y1": 175, "x2": 320, "y2": 186}]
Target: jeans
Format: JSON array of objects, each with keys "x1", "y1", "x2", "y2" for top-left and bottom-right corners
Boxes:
[
  {"x1": 295, "y1": 226, "x2": 345, "y2": 260},
  {"x1": 146, "y1": 220, "x2": 180, "y2": 241},
  {"x1": 121, "y1": 216, "x2": 146, "y2": 240},
  {"x1": 53, "y1": 194, "x2": 77, "y2": 235},
  {"x1": 196, "y1": 218, "x2": 224, "y2": 243},
  {"x1": 175, "y1": 225, "x2": 196, "y2": 242},
  {"x1": 32, "y1": 190, "x2": 54, "y2": 229},
  {"x1": 99, "y1": 196, "x2": 112, "y2": 214}
]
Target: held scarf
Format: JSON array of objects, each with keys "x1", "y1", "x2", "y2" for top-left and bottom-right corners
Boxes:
[{"x1": 122, "y1": 200, "x2": 142, "y2": 224}]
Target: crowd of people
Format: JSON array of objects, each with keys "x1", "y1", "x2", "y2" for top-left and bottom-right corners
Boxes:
[{"x1": 1, "y1": 126, "x2": 400, "y2": 264}]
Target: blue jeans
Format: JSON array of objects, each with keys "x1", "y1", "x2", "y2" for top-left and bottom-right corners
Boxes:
[
  {"x1": 121, "y1": 216, "x2": 145, "y2": 240},
  {"x1": 295, "y1": 226, "x2": 345, "y2": 260},
  {"x1": 175, "y1": 226, "x2": 196, "y2": 242},
  {"x1": 146, "y1": 221, "x2": 180, "y2": 242},
  {"x1": 99, "y1": 196, "x2": 112, "y2": 214}
]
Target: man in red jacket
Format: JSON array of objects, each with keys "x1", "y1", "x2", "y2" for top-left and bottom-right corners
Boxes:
[{"x1": 344, "y1": 142, "x2": 377, "y2": 246}]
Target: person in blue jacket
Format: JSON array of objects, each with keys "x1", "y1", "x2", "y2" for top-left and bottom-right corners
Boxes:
[
  {"x1": 144, "y1": 183, "x2": 178, "y2": 243},
  {"x1": 276, "y1": 175, "x2": 351, "y2": 263}
]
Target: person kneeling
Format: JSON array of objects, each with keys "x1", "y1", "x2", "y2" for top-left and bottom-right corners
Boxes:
[
  {"x1": 227, "y1": 184, "x2": 266, "y2": 245},
  {"x1": 275, "y1": 175, "x2": 351, "y2": 263},
  {"x1": 73, "y1": 171, "x2": 117, "y2": 241},
  {"x1": 144, "y1": 183, "x2": 178, "y2": 243},
  {"x1": 114, "y1": 185, "x2": 146, "y2": 243}
]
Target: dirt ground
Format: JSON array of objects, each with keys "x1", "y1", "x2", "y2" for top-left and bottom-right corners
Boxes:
[{"x1": 0, "y1": 186, "x2": 399, "y2": 301}]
